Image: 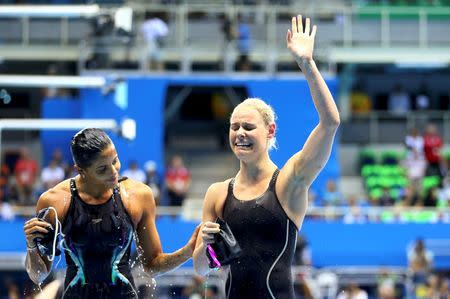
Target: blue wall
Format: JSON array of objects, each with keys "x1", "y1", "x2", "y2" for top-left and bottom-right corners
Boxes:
[
  {"x1": 3, "y1": 218, "x2": 449, "y2": 269},
  {"x1": 41, "y1": 99, "x2": 81, "y2": 166},
  {"x1": 42, "y1": 75, "x2": 339, "y2": 194},
  {"x1": 301, "y1": 221, "x2": 450, "y2": 268}
]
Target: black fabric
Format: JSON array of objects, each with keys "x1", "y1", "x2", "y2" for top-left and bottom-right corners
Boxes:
[
  {"x1": 34, "y1": 208, "x2": 61, "y2": 257},
  {"x1": 61, "y1": 178, "x2": 137, "y2": 299},
  {"x1": 222, "y1": 169, "x2": 298, "y2": 299},
  {"x1": 205, "y1": 218, "x2": 242, "y2": 268}
]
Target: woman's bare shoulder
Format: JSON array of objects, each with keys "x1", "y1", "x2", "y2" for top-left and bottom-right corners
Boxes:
[
  {"x1": 119, "y1": 178, "x2": 152, "y2": 198},
  {"x1": 40, "y1": 179, "x2": 71, "y2": 201},
  {"x1": 37, "y1": 179, "x2": 72, "y2": 219},
  {"x1": 209, "y1": 179, "x2": 231, "y2": 195}
]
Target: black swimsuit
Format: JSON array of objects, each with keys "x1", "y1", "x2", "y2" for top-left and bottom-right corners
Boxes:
[
  {"x1": 61, "y1": 178, "x2": 137, "y2": 299},
  {"x1": 222, "y1": 170, "x2": 298, "y2": 299}
]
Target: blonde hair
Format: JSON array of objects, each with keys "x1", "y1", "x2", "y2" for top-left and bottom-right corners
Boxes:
[{"x1": 232, "y1": 98, "x2": 277, "y2": 150}]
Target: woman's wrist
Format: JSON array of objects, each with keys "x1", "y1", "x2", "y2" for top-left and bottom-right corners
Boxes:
[
  {"x1": 26, "y1": 241, "x2": 37, "y2": 250},
  {"x1": 182, "y1": 244, "x2": 194, "y2": 259},
  {"x1": 297, "y1": 57, "x2": 315, "y2": 71}
]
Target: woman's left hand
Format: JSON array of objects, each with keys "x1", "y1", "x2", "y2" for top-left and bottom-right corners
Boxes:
[{"x1": 286, "y1": 15, "x2": 316, "y2": 64}]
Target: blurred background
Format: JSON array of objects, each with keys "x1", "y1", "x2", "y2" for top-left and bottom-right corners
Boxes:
[{"x1": 0, "y1": 0, "x2": 450, "y2": 298}]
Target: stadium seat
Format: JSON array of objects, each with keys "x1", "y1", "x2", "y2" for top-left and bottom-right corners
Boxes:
[
  {"x1": 359, "y1": 149, "x2": 377, "y2": 168},
  {"x1": 422, "y1": 176, "x2": 441, "y2": 193}
]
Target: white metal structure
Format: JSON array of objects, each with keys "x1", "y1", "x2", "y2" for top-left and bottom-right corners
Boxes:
[{"x1": 0, "y1": 75, "x2": 106, "y2": 88}]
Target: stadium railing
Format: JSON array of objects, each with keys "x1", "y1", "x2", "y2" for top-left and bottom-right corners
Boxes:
[{"x1": 1, "y1": 3, "x2": 450, "y2": 70}]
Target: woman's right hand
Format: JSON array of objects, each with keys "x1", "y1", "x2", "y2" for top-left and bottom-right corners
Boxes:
[
  {"x1": 201, "y1": 221, "x2": 220, "y2": 245},
  {"x1": 23, "y1": 217, "x2": 53, "y2": 248}
]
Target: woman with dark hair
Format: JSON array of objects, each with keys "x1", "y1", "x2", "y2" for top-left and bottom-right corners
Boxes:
[{"x1": 23, "y1": 128, "x2": 199, "y2": 298}]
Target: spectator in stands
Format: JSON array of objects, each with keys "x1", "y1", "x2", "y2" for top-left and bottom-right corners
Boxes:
[
  {"x1": 439, "y1": 172, "x2": 450, "y2": 204},
  {"x1": 388, "y1": 84, "x2": 411, "y2": 115},
  {"x1": 140, "y1": 12, "x2": 169, "y2": 71},
  {"x1": 379, "y1": 187, "x2": 395, "y2": 206},
  {"x1": 0, "y1": 163, "x2": 10, "y2": 204},
  {"x1": 41, "y1": 159, "x2": 65, "y2": 190},
  {"x1": 194, "y1": 16, "x2": 340, "y2": 298},
  {"x1": 293, "y1": 234, "x2": 312, "y2": 266},
  {"x1": 367, "y1": 196, "x2": 382, "y2": 222},
  {"x1": 89, "y1": 13, "x2": 115, "y2": 69},
  {"x1": 293, "y1": 272, "x2": 315, "y2": 299},
  {"x1": 50, "y1": 148, "x2": 69, "y2": 178},
  {"x1": 439, "y1": 277, "x2": 449, "y2": 299},
  {"x1": 235, "y1": 13, "x2": 252, "y2": 71},
  {"x1": 165, "y1": 155, "x2": 191, "y2": 207},
  {"x1": 122, "y1": 160, "x2": 146, "y2": 183},
  {"x1": 405, "y1": 127, "x2": 424, "y2": 159},
  {"x1": 423, "y1": 186, "x2": 439, "y2": 207},
  {"x1": 221, "y1": 14, "x2": 236, "y2": 70},
  {"x1": 423, "y1": 123, "x2": 444, "y2": 178},
  {"x1": 377, "y1": 269, "x2": 397, "y2": 299},
  {"x1": 408, "y1": 238, "x2": 433, "y2": 285},
  {"x1": 307, "y1": 188, "x2": 319, "y2": 208},
  {"x1": 6, "y1": 185, "x2": 19, "y2": 206},
  {"x1": 337, "y1": 281, "x2": 368, "y2": 299},
  {"x1": 5, "y1": 280, "x2": 20, "y2": 299},
  {"x1": 402, "y1": 149, "x2": 426, "y2": 197},
  {"x1": 322, "y1": 179, "x2": 343, "y2": 206},
  {"x1": 144, "y1": 160, "x2": 161, "y2": 205},
  {"x1": 182, "y1": 275, "x2": 218, "y2": 299},
  {"x1": 402, "y1": 183, "x2": 421, "y2": 207},
  {"x1": 14, "y1": 148, "x2": 38, "y2": 205},
  {"x1": 350, "y1": 82, "x2": 372, "y2": 115},
  {"x1": 415, "y1": 84, "x2": 431, "y2": 111},
  {"x1": 343, "y1": 196, "x2": 367, "y2": 224},
  {"x1": 426, "y1": 273, "x2": 442, "y2": 299},
  {"x1": 0, "y1": 199, "x2": 15, "y2": 221}
]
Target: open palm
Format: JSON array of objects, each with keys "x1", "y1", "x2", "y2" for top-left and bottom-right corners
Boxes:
[{"x1": 286, "y1": 15, "x2": 316, "y2": 63}]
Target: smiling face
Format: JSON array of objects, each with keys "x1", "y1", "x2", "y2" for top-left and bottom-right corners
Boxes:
[
  {"x1": 229, "y1": 105, "x2": 275, "y2": 162},
  {"x1": 80, "y1": 144, "x2": 121, "y2": 188}
]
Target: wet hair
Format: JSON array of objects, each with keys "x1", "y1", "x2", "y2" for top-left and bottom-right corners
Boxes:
[
  {"x1": 232, "y1": 98, "x2": 277, "y2": 150},
  {"x1": 70, "y1": 128, "x2": 113, "y2": 169}
]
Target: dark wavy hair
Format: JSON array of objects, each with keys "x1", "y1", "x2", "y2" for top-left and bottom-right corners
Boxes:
[{"x1": 70, "y1": 128, "x2": 112, "y2": 169}]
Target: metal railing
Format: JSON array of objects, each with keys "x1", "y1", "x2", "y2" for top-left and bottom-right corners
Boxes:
[
  {"x1": 11, "y1": 204, "x2": 450, "y2": 221},
  {"x1": 341, "y1": 111, "x2": 450, "y2": 144},
  {"x1": 1, "y1": 4, "x2": 450, "y2": 70}
]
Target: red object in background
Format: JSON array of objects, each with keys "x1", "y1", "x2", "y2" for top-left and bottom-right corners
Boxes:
[
  {"x1": 165, "y1": 166, "x2": 190, "y2": 192},
  {"x1": 423, "y1": 133, "x2": 442, "y2": 163},
  {"x1": 14, "y1": 158, "x2": 38, "y2": 186}
]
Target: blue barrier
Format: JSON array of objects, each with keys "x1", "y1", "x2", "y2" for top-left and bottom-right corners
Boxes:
[{"x1": 4, "y1": 217, "x2": 449, "y2": 269}]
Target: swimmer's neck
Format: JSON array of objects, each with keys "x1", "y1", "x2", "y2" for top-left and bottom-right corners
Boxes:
[
  {"x1": 237, "y1": 155, "x2": 277, "y2": 183},
  {"x1": 75, "y1": 176, "x2": 113, "y2": 200}
]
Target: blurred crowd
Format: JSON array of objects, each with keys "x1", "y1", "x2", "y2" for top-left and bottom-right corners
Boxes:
[
  {"x1": 0, "y1": 148, "x2": 192, "y2": 221},
  {"x1": 350, "y1": 82, "x2": 450, "y2": 115},
  {"x1": 305, "y1": 121, "x2": 450, "y2": 224}
]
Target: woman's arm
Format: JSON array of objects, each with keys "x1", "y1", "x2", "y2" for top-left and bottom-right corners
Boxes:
[
  {"x1": 287, "y1": 15, "x2": 340, "y2": 184},
  {"x1": 278, "y1": 16, "x2": 340, "y2": 220},
  {"x1": 135, "y1": 184, "x2": 199, "y2": 276},
  {"x1": 193, "y1": 183, "x2": 222, "y2": 276},
  {"x1": 24, "y1": 192, "x2": 58, "y2": 284}
]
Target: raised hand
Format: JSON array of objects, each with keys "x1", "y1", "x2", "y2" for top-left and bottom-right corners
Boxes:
[{"x1": 286, "y1": 15, "x2": 317, "y2": 64}]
